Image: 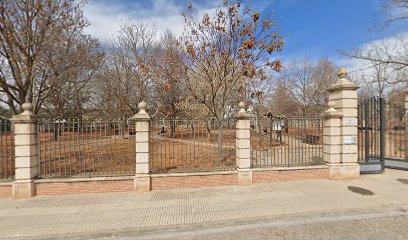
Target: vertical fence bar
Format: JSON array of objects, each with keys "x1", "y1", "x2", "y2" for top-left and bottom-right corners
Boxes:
[
  {"x1": 364, "y1": 100, "x2": 370, "y2": 161},
  {"x1": 380, "y1": 97, "x2": 385, "y2": 171}
]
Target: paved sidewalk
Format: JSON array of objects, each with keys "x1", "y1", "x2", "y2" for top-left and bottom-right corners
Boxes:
[{"x1": 0, "y1": 169, "x2": 407, "y2": 239}]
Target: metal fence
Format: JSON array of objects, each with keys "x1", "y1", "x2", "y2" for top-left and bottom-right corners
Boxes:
[
  {"x1": 150, "y1": 118, "x2": 236, "y2": 173},
  {"x1": 37, "y1": 119, "x2": 136, "y2": 178},
  {"x1": 357, "y1": 97, "x2": 384, "y2": 163},
  {"x1": 357, "y1": 96, "x2": 385, "y2": 174},
  {"x1": 384, "y1": 102, "x2": 407, "y2": 161},
  {"x1": 250, "y1": 117, "x2": 324, "y2": 167},
  {"x1": 0, "y1": 119, "x2": 14, "y2": 180}
]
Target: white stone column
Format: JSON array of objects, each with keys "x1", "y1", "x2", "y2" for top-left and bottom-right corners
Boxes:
[
  {"x1": 327, "y1": 67, "x2": 360, "y2": 179},
  {"x1": 323, "y1": 101, "x2": 343, "y2": 179},
  {"x1": 11, "y1": 103, "x2": 38, "y2": 198},
  {"x1": 236, "y1": 102, "x2": 252, "y2": 185},
  {"x1": 134, "y1": 102, "x2": 151, "y2": 192}
]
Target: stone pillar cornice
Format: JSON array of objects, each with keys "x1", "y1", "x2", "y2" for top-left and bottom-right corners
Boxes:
[{"x1": 327, "y1": 67, "x2": 359, "y2": 93}]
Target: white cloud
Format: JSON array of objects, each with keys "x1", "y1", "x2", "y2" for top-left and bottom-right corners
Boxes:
[
  {"x1": 83, "y1": 0, "x2": 219, "y2": 41},
  {"x1": 340, "y1": 31, "x2": 408, "y2": 72},
  {"x1": 337, "y1": 31, "x2": 408, "y2": 93}
]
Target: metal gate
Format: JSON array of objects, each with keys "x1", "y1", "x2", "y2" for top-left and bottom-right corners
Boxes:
[
  {"x1": 357, "y1": 96, "x2": 385, "y2": 174},
  {"x1": 250, "y1": 117, "x2": 324, "y2": 167},
  {"x1": 383, "y1": 100, "x2": 408, "y2": 170}
]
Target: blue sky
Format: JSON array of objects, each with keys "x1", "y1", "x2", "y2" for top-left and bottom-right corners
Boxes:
[{"x1": 84, "y1": 0, "x2": 407, "y2": 66}]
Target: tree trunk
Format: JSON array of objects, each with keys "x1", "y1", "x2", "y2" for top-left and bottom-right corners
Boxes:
[{"x1": 206, "y1": 120, "x2": 211, "y2": 140}]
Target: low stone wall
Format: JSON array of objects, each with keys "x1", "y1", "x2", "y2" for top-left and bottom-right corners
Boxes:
[
  {"x1": 151, "y1": 172, "x2": 238, "y2": 190},
  {"x1": 253, "y1": 167, "x2": 328, "y2": 183},
  {"x1": 35, "y1": 177, "x2": 134, "y2": 196},
  {"x1": 0, "y1": 183, "x2": 12, "y2": 198},
  {"x1": 0, "y1": 166, "x2": 328, "y2": 198}
]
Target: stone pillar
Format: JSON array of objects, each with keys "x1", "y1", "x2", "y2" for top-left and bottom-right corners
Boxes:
[
  {"x1": 327, "y1": 67, "x2": 360, "y2": 179},
  {"x1": 134, "y1": 102, "x2": 151, "y2": 192},
  {"x1": 236, "y1": 102, "x2": 252, "y2": 185},
  {"x1": 12, "y1": 103, "x2": 38, "y2": 198},
  {"x1": 323, "y1": 101, "x2": 343, "y2": 179}
]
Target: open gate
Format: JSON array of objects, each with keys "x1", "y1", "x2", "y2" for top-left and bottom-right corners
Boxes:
[{"x1": 357, "y1": 96, "x2": 385, "y2": 174}]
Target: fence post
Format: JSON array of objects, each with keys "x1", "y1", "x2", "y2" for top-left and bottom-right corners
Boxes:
[
  {"x1": 134, "y1": 101, "x2": 151, "y2": 192},
  {"x1": 236, "y1": 102, "x2": 252, "y2": 185},
  {"x1": 326, "y1": 67, "x2": 360, "y2": 179},
  {"x1": 11, "y1": 103, "x2": 38, "y2": 198},
  {"x1": 323, "y1": 101, "x2": 343, "y2": 179},
  {"x1": 404, "y1": 88, "x2": 408, "y2": 161}
]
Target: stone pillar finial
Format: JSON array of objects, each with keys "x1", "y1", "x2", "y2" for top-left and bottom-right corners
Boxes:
[
  {"x1": 134, "y1": 101, "x2": 150, "y2": 120},
  {"x1": 328, "y1": 67, "x2": 358, "y2": 92},
  {"x1": 324, "y1": 101, "x2": 342, "y2": 118},
  {"x1": 337, "y1": 67, "x2": 348, "y2": 78},
  {"x1": 238, "y1": 102, "x2": 246, "y2": 113},
  {"x1": 326, "y1": 101, "x2": 336, "y2": 112},
  {"x1": 138, "y1": 101, "x2": 147, "y2": 113},
  {"x1": 237, "y1": 102, "x2": 250, "y2": 119},
  {"x1": 21, "y1": 102, "x2": 33, "y2": 115}
]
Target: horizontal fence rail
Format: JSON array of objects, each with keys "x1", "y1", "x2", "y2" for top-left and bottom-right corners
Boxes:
[
  {"x1": 0, "y1": 120, "x2": 14, "y2": 180},
  {"x1": 37, "y1": 119, "x2": 136, "y2": 178},
  {"x1": 150, "y1": 118, "x2": 236, "y2": 173},
  {"x1": 250, "y1": 117, "x2": 324, "y2": 167}
]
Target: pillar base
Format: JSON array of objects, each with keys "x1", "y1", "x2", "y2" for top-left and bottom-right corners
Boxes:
[
  {"x1": 134, "y1": 174, "x2": 151, "y2": 192},
  {"x1": 237, "y1": 169, "x2": 252, "y2": 186},
  {"x1": 12, "y1": 180, "x2": 36, "y2": 198},
  {"x1": 327, "y1": 163, "x2": 360, "y2": 180}
]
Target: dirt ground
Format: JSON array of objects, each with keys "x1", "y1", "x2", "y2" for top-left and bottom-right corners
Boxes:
[{"x1": 0, "y1": 134, "x2": 14, "y2": 180}]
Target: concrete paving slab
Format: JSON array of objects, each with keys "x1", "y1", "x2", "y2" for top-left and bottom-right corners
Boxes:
[{"x1": 0, "y1": 169, "x2": 407, "y2": 239}]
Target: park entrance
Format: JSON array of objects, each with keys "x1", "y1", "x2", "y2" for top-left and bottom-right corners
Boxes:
[{"x1": 358, "y1": 96, "x2": 408, "y2": 173}]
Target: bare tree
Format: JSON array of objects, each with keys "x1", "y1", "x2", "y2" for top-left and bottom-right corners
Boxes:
[
  {"x1": 269, "y1": 81, "x2": 298, "y2": 117},
  {"x1": 0, "y1": 0, "x2": 91, "y2": 114},
  {"x1": 40, "y1": 33, "x2": 103, "y2": 119},
  {"x1": 98, "y1": 22, "x2": 157, "y2": 120},
  {"x1": 278, "y1": 57, "x2": 337, "y2": 117},
  {"x1": 380, "y1": 0, "x2": 408, "y2": 28},
  {"x1": 247, "y1": 72, "x2": 273, "y2": 119},
  {"x1": 178, "y1": 0, "x2": 283, "y2": 160},
  {"x1": 342, "y1": 0, "x2": 408, "y2": 94},
  {"x1": 152, "y1": 31, "x2": 188, "y2": 119},
  {"x1": 343, "y1": 35, "x2": 408, "y2": 96},
  {"x1": 179, "y1": 0, "x2": 283, "y2": 122}
]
